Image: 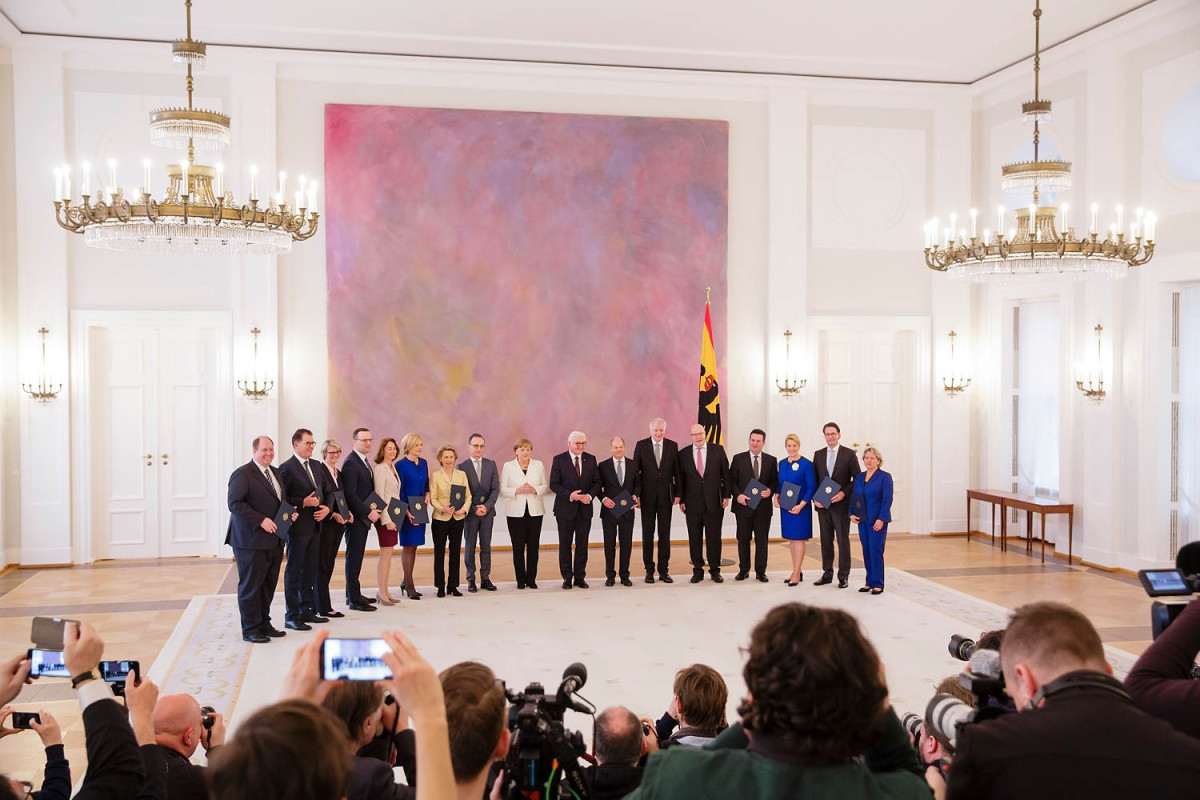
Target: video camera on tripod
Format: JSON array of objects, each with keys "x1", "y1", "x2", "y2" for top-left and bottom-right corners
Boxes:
[
  {"x1": 501, "y1": 662, "x2": 594, "y2": 800},
  {"x1": 1137, "y1": 541, "x2": 1200, "y2": 640}
]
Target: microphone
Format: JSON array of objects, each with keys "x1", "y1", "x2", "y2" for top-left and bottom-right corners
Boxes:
[
  {"x1": 968, "y1": 648, "x2": 1002, "y2": 679},
  {"x1": 557, "y1": 662, "x2": 589, "y2": 712}
]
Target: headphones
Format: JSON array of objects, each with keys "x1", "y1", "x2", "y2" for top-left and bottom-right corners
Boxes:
[{"x1": 1026, "y1": 669, "x2": 1131, "y2": 710}]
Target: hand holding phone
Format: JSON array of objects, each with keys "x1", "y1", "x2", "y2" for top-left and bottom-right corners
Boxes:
[
  {"x1": 100, "y1": 660, "x2": 140, "y2": 696},
  {"x1": 320, "y1": 638, "x2": 392, "y2": 681},
  {"x1": 26, "y1": 648, "x2": 70, "y2": 679},
  {"x1": 31, "y1": 617, "x2": 79, "y2": 650}
]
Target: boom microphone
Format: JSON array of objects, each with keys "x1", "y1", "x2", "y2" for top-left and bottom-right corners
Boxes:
[{"x1": 556, "y1": 662, "x2": 590, "y2": 713}]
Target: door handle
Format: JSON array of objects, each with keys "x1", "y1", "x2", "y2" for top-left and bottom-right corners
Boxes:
[
  {"x1": 145, "y1": 453, "x2": 153, "y2": 466},
  {"x1": 161, "y1": 453, "x2": 169, "y2": 465}
]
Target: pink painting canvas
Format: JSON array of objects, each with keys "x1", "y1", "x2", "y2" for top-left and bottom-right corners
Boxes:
[{"x1": 324, "y1": 104, "x2": 728, "y2": 458}]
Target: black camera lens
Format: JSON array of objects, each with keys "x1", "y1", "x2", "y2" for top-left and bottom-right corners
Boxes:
[
  {"x1": 201, "y1": 705, "x2": 216, "y2": 730},
  {"x1": 948, "y1": 633, "x2": 978, "y2": 661}
]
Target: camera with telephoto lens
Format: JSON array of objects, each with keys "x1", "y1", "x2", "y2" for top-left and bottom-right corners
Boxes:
[
  {"x1": 501, "y1": 663, "x2": 591, "y2": 800},
  {"x1": 1137, "y1": 542, "x2": 1200, "y2": 641},
  {"x1": 201, "y1": 705, "x2": 216, "y2": 731},
  {"x1": 947, "y1": 634, "x2": 979, "y2": 662},
  {"x1": 899, "y1": 711, "x2": 924, "y2": 748}
]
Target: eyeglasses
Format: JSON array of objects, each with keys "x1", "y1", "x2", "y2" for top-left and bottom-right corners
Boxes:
[
  {"x1": 356, "y1": 437, "x2": 373, "y2": 443},
  {"x1": 301, "y1": 441, "x2": 316, "y2": 447},
  {"x1": 326, "y1": 449, "x2": 342, "y2": 456}
]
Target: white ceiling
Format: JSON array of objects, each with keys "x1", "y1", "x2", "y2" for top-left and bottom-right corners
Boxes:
[{"x1": 0, "y1": 0, "x2": 1160, "y2": 83}]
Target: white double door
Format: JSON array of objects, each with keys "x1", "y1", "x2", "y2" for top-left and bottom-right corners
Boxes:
[
  {"x1": 82, "y1": 315, "x2": 230, "y2": 559},
  {"x1": 813, "y1": 321, "x2": 926, "y2": 532}
]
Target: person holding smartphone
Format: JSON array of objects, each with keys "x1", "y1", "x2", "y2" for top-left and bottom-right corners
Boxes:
[{"x1": 0, "y1": 708, "x2": 70, "y2": 800}]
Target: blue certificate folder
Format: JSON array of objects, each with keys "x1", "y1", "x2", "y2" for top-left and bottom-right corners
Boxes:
[
  {"x1": 610, "y1": 491, "x2": 634, "y2": 517},
  {"x1": 743, "y1": 479, "x2": 770, "y2": 509},
  {"x1": 273, "y1": 502, "x2": 297, "y2": 540},
  {"x1": 850, "y1": 492, "x2": 866, "y2": 519},
  {"x1": 813, "y1": 477, "x2": 841, "y2": 508},
  {"x1": 779, "y1": 482, "x2": 804, "y2": 510}
]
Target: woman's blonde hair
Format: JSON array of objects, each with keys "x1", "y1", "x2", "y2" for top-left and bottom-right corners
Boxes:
[
  {"x1": 513, "y1": 438, "x2": 533, "y2": 452},
  {"x1": 399, "y1": 433, "x2": 423, "y2": 456},
  {"x1": 436, "y1": 444, "x2": 457, "y2": 462},
  {"x1": 784, "y1": 433, "x2": 801, "y2": 450},
  {"x1": 862, "y1": 446, "x2": 884, "y2": 467}
]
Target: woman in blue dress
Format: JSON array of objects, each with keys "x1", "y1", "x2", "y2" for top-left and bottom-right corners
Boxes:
[
  {"x1": 849, "y1": 445, "x2": 893, "y2": 595},
  {"x1": 395, "y1": 433, "x2": 431, "y2": 600},
  {"x1": 774, "y1": 433, "x2": 816, "y2": 586}
]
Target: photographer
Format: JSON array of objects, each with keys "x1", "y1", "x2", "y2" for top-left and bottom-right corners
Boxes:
[
  {"x1": 322, "y1": 682, "x2": 414, "y2": 800},
  {"x1": 439, "y1": 662, "x2": 509, "y2": 800},
  {"x1": 0, "y1": 708, "x2": 69, "y2": 800},
  {"x1": 630, "y1": 603, "x2": 927, "y2": 800},
  {"x1": 150, "y1": 693, "x2": 225, "y2": 800},
  {"x1": 943, "y1": 601, "x2": 1200, "y2": 799},
  {"x1": 586, "y1": 706, "x2": 655, "y2": 799},
  {"x1": 653, "y1": 665, "x2": 728, "y2": 749},
  {"x1": 1125, "y1": 596, "x2": 1200, "y2": 739}
]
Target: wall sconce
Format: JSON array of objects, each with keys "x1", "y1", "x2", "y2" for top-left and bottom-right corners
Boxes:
[
  {"x1": 1075, "y1": 323, "x2": 1106, "y2": 400},
  {"x1": 22, "y1": 327, "x2": 63, "y2": 403},
  {"x1": 775, "y1": 329, "x2": 807, "y2": 397},
  {"x1": 237, "y1": 327, "x2": 274, "y2": 401},
  {"x1": 942, "y1": 330, "x2": 972, "y2": 396}
]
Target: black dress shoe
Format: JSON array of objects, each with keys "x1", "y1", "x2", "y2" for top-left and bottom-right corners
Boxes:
[
  {"x1": 362, "y1": 596, "x2": 378, "y2": 605},
  {"x1": 645, "y1": 574, "x2": 656, "y2": 584},
  {"x1": 482, "y1": 580, "x2": 498, "y2": 591},
  {"x1": 734, "y1": 571, "x2": 749, "y2": 581},
  {"x1": 562, "y1": 580, "x2": 573, "y2": 589},
  {"x1": 285, "y1": 620, "x2": 312, "y2": 631},
  {"x1": 324, "y1": 610, "x2": 345, "y2": 618},
  {"x1": 870, "y1": 587, "x2": 884, "y2": 595},
  {"x1": 516, "y1": 581, "x2": 526, "y2": 590},
  {"x1": 858, "y1": 586, "x2": 872, "y2": 593},
  {"x1": 449, "y1": 588, "x2": 463, "y2": 597},
  {"x1": 436, "y1": 587, "x2": 446, "y2": 598},
  {"x1": 838, "y1": 579, "x2": 849, "y2": 589},
  {"x1": 468, "y1": 581, "x2": 478, "y2": 593},
  {"x1": 756, "y1": 574, "x2": 769, "y2": 583},
  {"x1": 814, "y1": 575, "x2": 833, "y2": 586},
  {"x1": 302, "y1": 613, "x2": 329, "y2": 624},
  {"x1": 621, "y1": 577, "x2": 633, "y2": 587},
  {"x1": 659, "y1": 574, "x2": 674, "y2": 584},
  {"x1": 261, "y1": 626, "x2": 287, "y2": 638},
  {"x1": 528, "y1": 581, "x2": 538, "y2": 589},
  {"x1": 575, "y1": 579, "x2": 590, "y2": 589},
  {"x1": 348, "y1": 601, "x2": 376, "y2": 612},
  {"x1": 690, "y1": 572, "x2": 703, "y2": 584},
  {"x1": 605, "y1": 577, "x2": 616, "y2": 587},
  {"x1": 243, "y1": 632, "x2": 270, "y2": 644},
  {"x1": 711, "y1": 573, "x2": 724, "y2": 584}
]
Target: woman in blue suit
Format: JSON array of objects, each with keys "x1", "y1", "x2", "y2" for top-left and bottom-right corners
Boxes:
[
  {"x1": 395, "y1": 432, "x2": 430, "y2": 600},
  {"x1": 849, "y1": 446, "x2": 893, "y2": 595},
  {"x1": 774, "y1": 433, "x2": 816, "y2": 586}
]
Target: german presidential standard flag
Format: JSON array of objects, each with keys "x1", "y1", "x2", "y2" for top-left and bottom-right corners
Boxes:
[{"x1": 698, "y1": 292, "x2": 723, "y2": 445}]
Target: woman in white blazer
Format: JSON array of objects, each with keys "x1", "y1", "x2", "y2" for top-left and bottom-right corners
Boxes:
[{"x1": 499, "y1": 437, "x2": 549, "y2": 589}]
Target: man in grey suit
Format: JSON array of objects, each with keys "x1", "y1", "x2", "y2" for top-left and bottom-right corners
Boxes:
[{"x1": 459, "y1": 433, "x2": 501, "y2": 593}]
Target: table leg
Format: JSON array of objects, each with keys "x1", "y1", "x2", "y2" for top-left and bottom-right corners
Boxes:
[
  {"x1": 1000, "y1": 501, "x2": 1007, "y2": 552},
  {"x1": 966, "y1": 496, "x2": 971, "y2": 543},
  {"x1": 990, "y1": 503, "x2": 996, "y2": 545},
  {"x1": 1068, "y1": 511, "x2": 1074, "y2": 565},
  {"x1": 1026, "y1": 511, "x2": 1033, "y2": 555},
  {"x1": 1040, "y1": 513, "x2": 1046, "y2": 563}
]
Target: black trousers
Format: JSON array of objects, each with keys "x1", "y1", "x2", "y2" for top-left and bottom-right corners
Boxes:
[
  {"x1": 735, "y1": 508, "x2": 772, "y2": 575},
  {"x1": 640, "y1": 500, "x2": 674, "y2": 576},
  {"x1": 233, "y1": 544, "x2": 282, "y2": 635},
  {"x1": 685, "y1": 510, "x2": 723, "y2": 574},
  {"x1": 284, "y1": 528, "x2": 320, "y2": 621},
  {"x1": 816, "y1": 505, "x2": 852, "y2": 581},
  {"x1": 601, "y1": 512, "x2": 635, "y2": 579},
  {"x1": 508, "y1": 512, "x2": 543, "y2": 586},
  {"x1": 343, "y1": 521, "x2": 369, "y2": 604},
  {"x1": 316, "y1": 520, "x2": 346, "y2": 613},
  {"x1": 431, "y1": 517, "x2": 464, "y2": 590},
  {"x1": 557, "y1": 513, "x2": 592, "y2": 581}
]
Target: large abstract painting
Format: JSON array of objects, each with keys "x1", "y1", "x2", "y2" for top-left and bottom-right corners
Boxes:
[{"x1": 325, "y1": 104, "x2": 728, "y2": 457}]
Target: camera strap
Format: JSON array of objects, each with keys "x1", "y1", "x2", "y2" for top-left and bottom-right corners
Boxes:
[{"x1": 1027, "y1": 670, "x2": 1131, "y2": 710}]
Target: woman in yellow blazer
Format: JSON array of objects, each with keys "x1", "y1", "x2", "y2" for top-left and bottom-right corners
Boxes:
[
  {"x1": 499, "y1": 438, "x2": 549, "y2": 589},
  {"x1": 429, "y1": 444, "x2": 471, "y2": 597}
]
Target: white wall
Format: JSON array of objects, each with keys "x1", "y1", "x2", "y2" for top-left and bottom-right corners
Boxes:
[{"x1": 1, "y1": 0, "x2": 1197, "y2": 567}]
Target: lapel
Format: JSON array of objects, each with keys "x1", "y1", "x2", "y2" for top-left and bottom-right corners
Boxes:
[{"x1": 253, "y1": 462, "x2": 276, "y2": 494}]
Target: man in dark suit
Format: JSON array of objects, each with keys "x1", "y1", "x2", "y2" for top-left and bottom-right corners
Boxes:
[
  {"x1": 226, "y1": 435, "x2": 289, "y2": 643},
  {"x1": 549, "y1": 430, "x2": 601, "y2": 589},
  {"x1": 278, "y1": 428, "x2": 331, "y2": 630},
  {"x1": 632, "y1": 417, "x2": 680, "y2": 583},
  {"x1": 598, "y1": 436, "x2": 642, "y2": 587},
  {"x1": 459, "y1": 433, "x2": 501, "y2": 593},
  {"x1": 812, "y1": 421, "x2": 860, "y2": 589},
  {"x1": 340, "y1": 427, "x2": 380, "y2": 612},
  {"x1": 729, "y1": 428, "x2": 778, "y2": 583},
  {"x1": 677, "y1": 423, "x2": 731, "y2": 583}
]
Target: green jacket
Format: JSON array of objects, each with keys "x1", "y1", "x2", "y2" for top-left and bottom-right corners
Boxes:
[{"x1": 627, "y1": 708, "x2": 931, "y2": 800}]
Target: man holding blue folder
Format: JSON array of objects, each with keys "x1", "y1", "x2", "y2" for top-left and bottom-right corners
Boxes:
[{"x1": 811, "y1": 422, "x2": 860, "y2": 589}]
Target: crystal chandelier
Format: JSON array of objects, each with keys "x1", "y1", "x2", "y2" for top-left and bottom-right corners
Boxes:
[
  {"x1": 52, "y1": 0, "x2": 318, "y2": 255},
  {"x1": 924, "y1": 1, "x2": 1155, "y2": 280}
]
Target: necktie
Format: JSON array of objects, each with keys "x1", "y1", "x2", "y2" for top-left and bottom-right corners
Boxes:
[
  {"x1": 654, "y1": 440, "x2": 662, "y2": 467},
  {"x1": 574, "y1": 455, "x2": 581, "y2": 477},
  {"x1": 474, "y1": 460, "x2": 482, "y2": 481},
  {"x1": 264, "y1": 468, "x2": 280, "y2": 499},
  {"x1": 616, "y1": 459, "x2": 624, "y2": 484},
  {"x1": 696, "y1": 447, "x2": 704, "y2": 477},
  {"x1": 303, "y1": 459, "x2": 317, "y2": 488},
  {"x1": 827, "y1": 448, "x2": 835, "y2": 476},
  {"x1": 753, "y1": 454, "x2": 760, "y2": 480},
  {"x1": 332, "y1": 467, "x2": 339, "y2": 487}
]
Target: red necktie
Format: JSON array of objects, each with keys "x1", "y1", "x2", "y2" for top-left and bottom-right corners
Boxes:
[
  {"x1": 696, "y1": 447, "x2": 705, "y2": 477},
  {"x1": 574, "y1": 455, "x2": 581, "y2": 476}
]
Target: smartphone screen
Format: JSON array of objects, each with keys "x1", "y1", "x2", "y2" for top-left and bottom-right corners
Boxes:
[
  {"x1": 27, "y1": 648, "x2": 70, "y2": 678},
  {"x1": 100, "y1": 660, "x2": 139, "y2": 683},
  {"x1": 12, "y1": 711, "x2": 41, "y2": 729},
  {"x1": 320, "y1": 638, "x2": 392, "y2": 681},
  {"x1": 1138, "y1": 569, "x2": 1191, "y2": 596}
]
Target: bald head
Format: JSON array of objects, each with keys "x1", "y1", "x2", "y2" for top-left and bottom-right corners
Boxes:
[
  {"x1": 594, "y1": 706, "x2": 643, "y2": 766},
  {"x1": 154, "y1": 693, "x2": 204, "y2": 757}
]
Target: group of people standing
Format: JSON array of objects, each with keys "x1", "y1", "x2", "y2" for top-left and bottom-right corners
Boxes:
[{"x1": 225, "y1": 418, "x2": 894, "y2": 642}]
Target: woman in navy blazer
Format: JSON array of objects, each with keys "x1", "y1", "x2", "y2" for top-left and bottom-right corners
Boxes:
[{"x1": 849, "y1": 446, "x2": 893, "y2": 595}]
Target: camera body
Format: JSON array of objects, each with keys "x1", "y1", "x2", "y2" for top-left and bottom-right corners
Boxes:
[{"x1": 502, "y1": 674, "x2": 589, "y2": 800}]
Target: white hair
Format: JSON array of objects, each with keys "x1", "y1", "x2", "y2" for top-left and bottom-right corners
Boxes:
[
  {"x1": 568, "y1": 430, "x2": 587, "y2": 444},
  {"x1": 649, "y1": 418, "x2": 666, "y2": 429}
]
